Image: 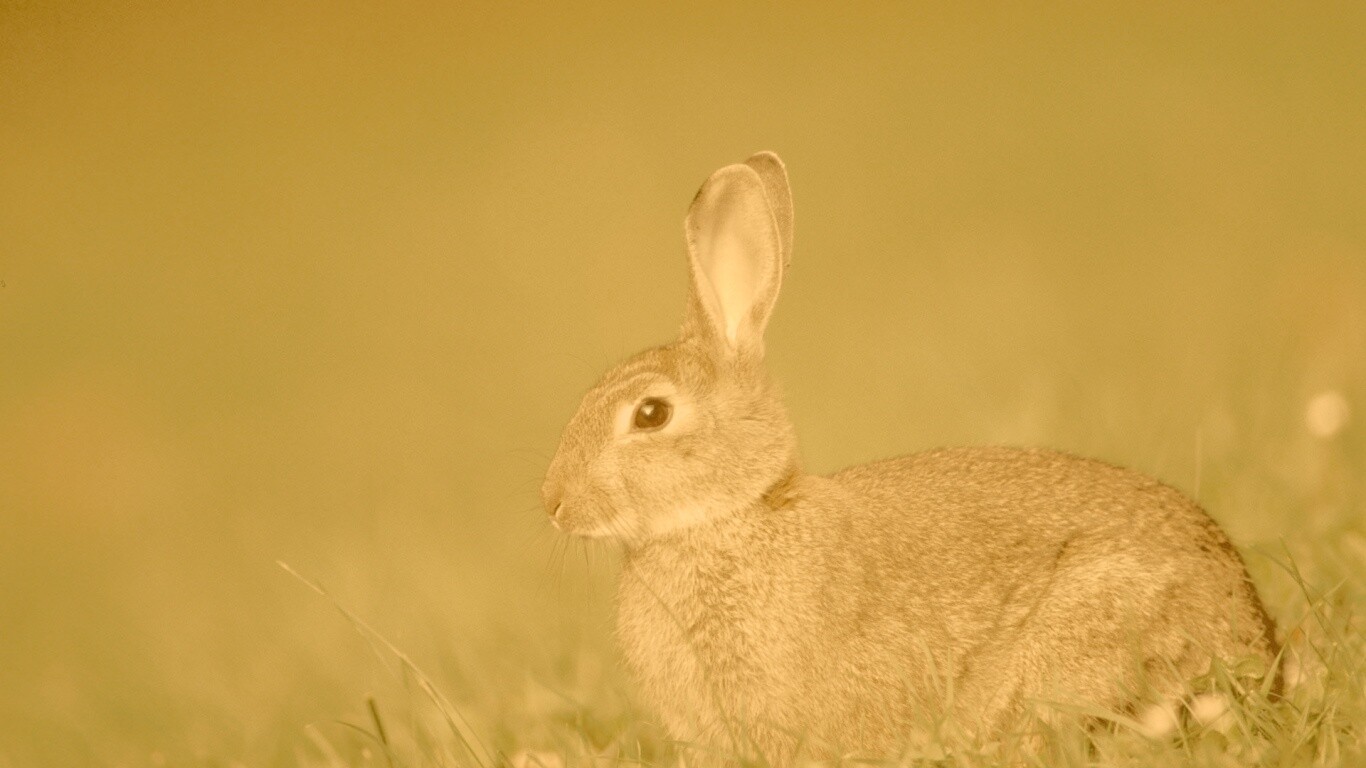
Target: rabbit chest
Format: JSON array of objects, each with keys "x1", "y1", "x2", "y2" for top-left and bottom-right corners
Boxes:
[{"x1": 615, "y1": 517, "x2": 823, "y2": 741}]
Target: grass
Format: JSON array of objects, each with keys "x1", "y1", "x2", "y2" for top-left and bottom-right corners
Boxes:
[
  {"x1": 279, "y1": 530, "x2": 1365, "y2": 768},
  {"x1": 263, "y1": 552, "x2": 1358, "y2": 768}
]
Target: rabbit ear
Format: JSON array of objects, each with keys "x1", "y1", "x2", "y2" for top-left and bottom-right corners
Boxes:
[
  {"x1": 744, "y1": 151, "x2": 793, "y2": 268},
  {"x1": 683, "y1": 162, "x2": 784, "y2": 356}
]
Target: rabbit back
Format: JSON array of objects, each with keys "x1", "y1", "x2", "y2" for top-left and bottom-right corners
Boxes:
[{"x1": 827, "y1": 446, "x2": 1277, "y2": 737}]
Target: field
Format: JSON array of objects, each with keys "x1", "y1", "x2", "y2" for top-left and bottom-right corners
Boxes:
[{"x1": 1, "y1": 4, "x2": 1363, "y2": 767}]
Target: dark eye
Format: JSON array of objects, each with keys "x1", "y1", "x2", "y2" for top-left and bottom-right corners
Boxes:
[{"x1": 632, "y1": 397, "x2": 673, "y2": 431}]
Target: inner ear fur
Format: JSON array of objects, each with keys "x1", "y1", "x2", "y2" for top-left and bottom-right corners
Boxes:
[{"x1": 683, "y1": 162, "x2": 784, "y2": 357}]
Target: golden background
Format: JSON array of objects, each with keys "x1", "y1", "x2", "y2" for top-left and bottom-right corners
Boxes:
[{"x1": 1, "y1": 3, "x2": 1362, "y2": 765}]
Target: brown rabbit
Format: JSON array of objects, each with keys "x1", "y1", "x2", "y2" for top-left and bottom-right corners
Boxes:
[{"x1": 541, "y1": 152, "x2": 1277, "y2": 762}]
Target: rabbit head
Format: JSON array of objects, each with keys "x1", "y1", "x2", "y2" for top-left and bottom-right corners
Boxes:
[{"x1": 542, "y1": 152, "x2": 798, "y2": 543}]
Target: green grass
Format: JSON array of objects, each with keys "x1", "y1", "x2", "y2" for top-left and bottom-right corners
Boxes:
[{"x1": 278, "y1": 530, "x2": 1365, "y2": 768}]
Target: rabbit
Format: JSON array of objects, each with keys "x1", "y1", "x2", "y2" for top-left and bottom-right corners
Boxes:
[{"x1": 540, "y1": 152, "x2": 1278, "y2": 763}]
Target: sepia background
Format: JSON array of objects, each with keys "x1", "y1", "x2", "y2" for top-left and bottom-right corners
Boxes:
[{"x1": 2, "y1": 3, "x2": 1363, "y2": 766}]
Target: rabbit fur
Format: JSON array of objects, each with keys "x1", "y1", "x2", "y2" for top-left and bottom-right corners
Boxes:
[{"x1": 541, "y1": 152, "x2": 1277, "y2": 762}]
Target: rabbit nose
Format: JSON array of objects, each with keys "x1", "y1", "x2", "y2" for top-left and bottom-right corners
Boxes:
[{"x1": 546, "y1": 500, "x2": 565, "y2": 530}]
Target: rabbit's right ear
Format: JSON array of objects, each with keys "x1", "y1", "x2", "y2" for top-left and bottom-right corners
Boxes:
[{"x1": 682, "y1": 163, "x2": 783, "y2": 358}]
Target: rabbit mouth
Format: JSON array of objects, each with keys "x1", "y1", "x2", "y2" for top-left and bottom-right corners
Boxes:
[{"x1": 558, "y1": 519, "x2": 618, "y2": 538}]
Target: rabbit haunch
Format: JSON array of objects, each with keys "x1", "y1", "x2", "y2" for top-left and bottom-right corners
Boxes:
[{"x1": 541, "y1": 152, "x2": 1277, "y2": 762}]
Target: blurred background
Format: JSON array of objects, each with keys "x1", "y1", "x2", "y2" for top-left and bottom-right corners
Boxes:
[{"x1": 1, "y1": 3, "x2": 1363, "y2": 766}]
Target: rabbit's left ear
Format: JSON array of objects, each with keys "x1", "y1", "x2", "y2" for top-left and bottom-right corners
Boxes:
[
  {"x1": 683, "y1": 162, "x2": 784, "y2": 357},
  {"x1": 744, "y1": 151, "x2": 793, "y2": 268}
]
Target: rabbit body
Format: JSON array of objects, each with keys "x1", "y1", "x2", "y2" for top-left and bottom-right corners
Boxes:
[
  {"x1": 617, "y1": 447, "x2": 1275, "y2": 758},
  {"x1": 542, "y1": 153, "x2": 1276, "y2": 761}
]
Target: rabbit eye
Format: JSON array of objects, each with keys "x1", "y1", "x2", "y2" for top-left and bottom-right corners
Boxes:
[{"x1": 632, "y1": 397, "x2": 672, "y2": 431}]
